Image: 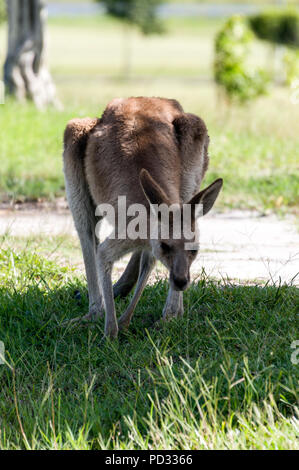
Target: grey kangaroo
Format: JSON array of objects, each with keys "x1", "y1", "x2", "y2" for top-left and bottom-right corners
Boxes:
[{"x1": 63, "y1": 97, "x2": 223, "y2": 338}]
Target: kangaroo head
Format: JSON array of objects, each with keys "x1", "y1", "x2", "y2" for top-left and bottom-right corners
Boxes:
[{"x1": 140, "y1": 169, "x2": 223, "y2": 291}]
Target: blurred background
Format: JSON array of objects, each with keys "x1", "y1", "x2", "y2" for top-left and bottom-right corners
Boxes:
[{"x1": 0, "y1": 0, "x2": 298, "y2": 214}]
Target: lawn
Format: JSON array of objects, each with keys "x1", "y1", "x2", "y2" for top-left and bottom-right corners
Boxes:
[
  {"x1": 0, "y1": 243, "x2": 298, "y2": 449},
  {"x1": 0, "y1": 15, "x2": 299, "y2": 212}
]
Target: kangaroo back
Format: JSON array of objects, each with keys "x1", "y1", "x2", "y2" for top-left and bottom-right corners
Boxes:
[{"x1": 83, "y1": 97, "x2": 210, "y2": 208}]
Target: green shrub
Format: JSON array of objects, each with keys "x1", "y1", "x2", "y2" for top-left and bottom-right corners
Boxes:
[
  {"x1": 249, "y1": 9, "x2": 299, "y2": 47},
  {"x1": 214, "y1": 15, "x2": 268, "y2": 103},
  {"x1": 98, "y1": 0, "x2": 163, "y2": 34}
]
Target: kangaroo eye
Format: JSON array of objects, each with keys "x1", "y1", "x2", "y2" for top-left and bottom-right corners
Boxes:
[{"x1": 161, "y1": 242, "x2": 171, "y2": 253}]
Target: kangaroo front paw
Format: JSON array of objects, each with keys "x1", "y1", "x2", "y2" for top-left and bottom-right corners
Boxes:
[
  {"x1": 162, "y1": 288, "x2": 184, "y2": 321},
  {"x1": 162, "y1": 308, "x2": 179, "y2": 321},
  {"x1": 162, "y1": 297, "x2": 184, "y2": 320},
  {"x1": 104, "y1": 323, "x2": 119, "y2": 339}
]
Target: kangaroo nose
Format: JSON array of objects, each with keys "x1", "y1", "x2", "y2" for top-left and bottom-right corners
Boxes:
[{"x1": 173, "y1": 276, "x2": 188, "y2": 291}]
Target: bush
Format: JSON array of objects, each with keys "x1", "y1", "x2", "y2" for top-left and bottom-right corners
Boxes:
[
  {"x1": 99, "y1": 0, "x2": 163, "y2": 34},
  {"x1": 249, "y1": 9, "x2": 299, "y2": 47},
  {"x1": 214, "y1": 15, "x2": 268, "y2": 103}
]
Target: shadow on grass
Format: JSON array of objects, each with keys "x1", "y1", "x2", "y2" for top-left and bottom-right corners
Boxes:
[{"x1": 0, "y1": 272, "x2": 298, "y2": 448}]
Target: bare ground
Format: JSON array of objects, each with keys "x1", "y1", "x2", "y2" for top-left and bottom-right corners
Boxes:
[{"x1": 0, "y1": 202, "x2": 298, "y2": 286}]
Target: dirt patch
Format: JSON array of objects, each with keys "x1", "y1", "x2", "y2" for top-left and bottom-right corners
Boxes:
[{"x1": 0, "y1": 205, "x2": 298, "y2": 286}]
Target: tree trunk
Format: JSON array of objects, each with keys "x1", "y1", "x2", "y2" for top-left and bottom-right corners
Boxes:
[{"x1": 4, "y1": 0, "x2": 59, "y2": 109}]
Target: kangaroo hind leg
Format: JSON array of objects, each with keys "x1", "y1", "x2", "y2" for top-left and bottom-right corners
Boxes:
[{"x1": 63, "y1": 118, "x2": 103, "y2": 323}]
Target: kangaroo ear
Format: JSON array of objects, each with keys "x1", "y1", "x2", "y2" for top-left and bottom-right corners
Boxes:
[
  {"x1": 188, "y1": 178, "x2": 223, "y2": 217},
  {"x1": 139, "y1": 169, "x2": 171, "y2": 207}
]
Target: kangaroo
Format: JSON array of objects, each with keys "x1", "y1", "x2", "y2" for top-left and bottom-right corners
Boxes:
[{"x1": 63, "y1": 97, "x2": 223, "y2": 339}]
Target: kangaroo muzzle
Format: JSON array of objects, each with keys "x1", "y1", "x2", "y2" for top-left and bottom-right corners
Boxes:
[{"x1": 172, "y1": 275, "x2": 189, "y2": 291}]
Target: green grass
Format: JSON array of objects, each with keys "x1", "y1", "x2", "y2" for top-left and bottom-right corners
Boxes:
[
  {"x1": 0, "y1": 246, "x2": 298, "y2": 449},
  {"x1": 1, "y1": 91, "x2": 298, "y2": 212}
]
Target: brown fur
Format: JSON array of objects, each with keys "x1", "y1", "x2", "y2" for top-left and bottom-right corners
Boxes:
[{"x1": 64, "y1": 97, "x2": 209, "y2": 209}]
